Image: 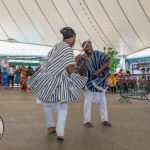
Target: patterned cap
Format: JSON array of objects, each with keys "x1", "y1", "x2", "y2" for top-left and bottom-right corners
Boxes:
[{"x1": 60, "y1": 27, "x2": 76, "y2": 39}]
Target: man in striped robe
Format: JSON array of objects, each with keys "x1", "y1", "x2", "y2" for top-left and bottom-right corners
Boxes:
[
  {"x1": 76, "y1": 41, "x2": 112, "y2": 128},
  {"x1": 27, "y1": 27, "x2": 87, "y2": 140}
]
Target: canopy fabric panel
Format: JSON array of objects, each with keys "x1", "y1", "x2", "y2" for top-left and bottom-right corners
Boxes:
[
  {"x1": 0, "y1": 41, "x2": 52, "y2": 56},
  {"x1": 0, "y1": 41, "x2": 80, "y2": 57},
  {"x1": 127, "y1": 48, "x2": 150, "y2": 58},
  {"x1": 0, "y1": 0, "x2": 150, "y2": 56}
]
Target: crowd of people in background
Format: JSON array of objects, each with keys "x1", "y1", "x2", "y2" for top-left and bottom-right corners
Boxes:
[
  {"x1": 107, "y1": 68, "x2": 150, "y2": 94},
  {"x1": 107, "y1": 69, "x2": 131, "y2": 93},
  {"x1": 0, "y1": 63, "x2": 41, "y2": 92},
  {"x1": 0, "y1": 62, "x2": 146, "y2": 94},
  {"x1": 1, "y1": 61, "x2": 149, "y2": 95}
]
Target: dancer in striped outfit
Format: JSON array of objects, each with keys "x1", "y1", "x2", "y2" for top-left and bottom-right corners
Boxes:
[
  {"x1": 76, "y1": 41, "x2": 112, "y2": 128},
  {"x1": 27, "y1": 27, "x2": 87, "y2": 140}
]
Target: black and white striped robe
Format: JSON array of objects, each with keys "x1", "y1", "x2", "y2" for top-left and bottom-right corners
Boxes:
[
  {"x1": 77, "y1": 51, "x2": 110, "y2": 92},
  {"x1": 27, "y1": 42, "x2": 87, "y2": 104}
]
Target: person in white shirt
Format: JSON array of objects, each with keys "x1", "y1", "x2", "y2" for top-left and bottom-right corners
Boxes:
[{"x1": 8, "y1": 64, "x2": 15, "y2": 87}]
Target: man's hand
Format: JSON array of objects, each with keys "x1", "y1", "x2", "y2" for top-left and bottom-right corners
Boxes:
[
  {"x1": 75, "y1": 54, "x2": 82, "y2": 63},
  {"x1": 77, "y1": 53, "x2": 88, "y2": 75},
  {"x1": 82, "y1": 53, "x2": 88, "y2": 62},
  {"x1": 92, "y1": 70, "x2": 100, "y2": 77},
  {"x1": 75, "y1": 53, "x2": 88, "y2": 63},
  {"x1": 67, "y1": 65, "x2": 75, "y2": 74}
]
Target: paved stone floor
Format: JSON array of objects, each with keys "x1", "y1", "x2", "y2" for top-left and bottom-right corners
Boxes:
[{"x1": 0, "y1": 88, "x2": 150, "y2": 150}]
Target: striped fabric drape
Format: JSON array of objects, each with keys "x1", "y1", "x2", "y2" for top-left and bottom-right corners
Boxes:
[
  {"x1": 27, "y1": 42, "x2": 87, "y2": 103},
  {"x1": 77, "y1": 51, "x2": 110, "y2": 92}
]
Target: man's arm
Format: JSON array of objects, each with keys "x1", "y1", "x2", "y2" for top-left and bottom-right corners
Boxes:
[
  {"x1": 76, "y1": 54, "x2": 88, "y2": 75},
  {"x1": 98, "y1": 60, "x2": 110, "y2": 73},
  {"x1": 77, "y1": 61, "x2": 86, "y2": 75},
  {"x1": 92, "y1": 60, "x2": 110, "y2": 77}
]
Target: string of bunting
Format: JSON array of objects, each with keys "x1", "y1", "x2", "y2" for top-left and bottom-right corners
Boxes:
[{"x1": 79, "y1": 0, "x2": 110, "y2": 48}]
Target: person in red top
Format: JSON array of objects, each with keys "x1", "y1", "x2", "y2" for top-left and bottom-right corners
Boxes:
[{"x1": 118, "y1": 69, "x2": 123, "y2": 75}]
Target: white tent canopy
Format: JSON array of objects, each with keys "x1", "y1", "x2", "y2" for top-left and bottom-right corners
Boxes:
[
  {"x1": 0, "y1": 0, "x2": 150, "y2": 56},
  {"x1": 0, "y1": 40, "x2": 81, "y2": 57},
  {"x1": 127, "y1": 48, "x2": 150, "y2": 58},
  {"x1": 0, "y1": 41, "x2": 52, "y2": 56}
]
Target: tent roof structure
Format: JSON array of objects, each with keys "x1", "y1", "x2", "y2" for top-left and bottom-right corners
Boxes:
[
  {"x1": 0, "y1": 0, "x2": 150, "y2": 56},
  {"x1": 127, "y1": 48, "x2": 150, "y2": 59}
]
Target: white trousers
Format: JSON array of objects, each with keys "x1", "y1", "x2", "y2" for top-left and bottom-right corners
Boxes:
[
  {"x1": 83, "y1": 89, "x2": 108, "y2": 123},
  {"x1": 43, "y1": 102, "x2": 68, "y2": 136}
]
